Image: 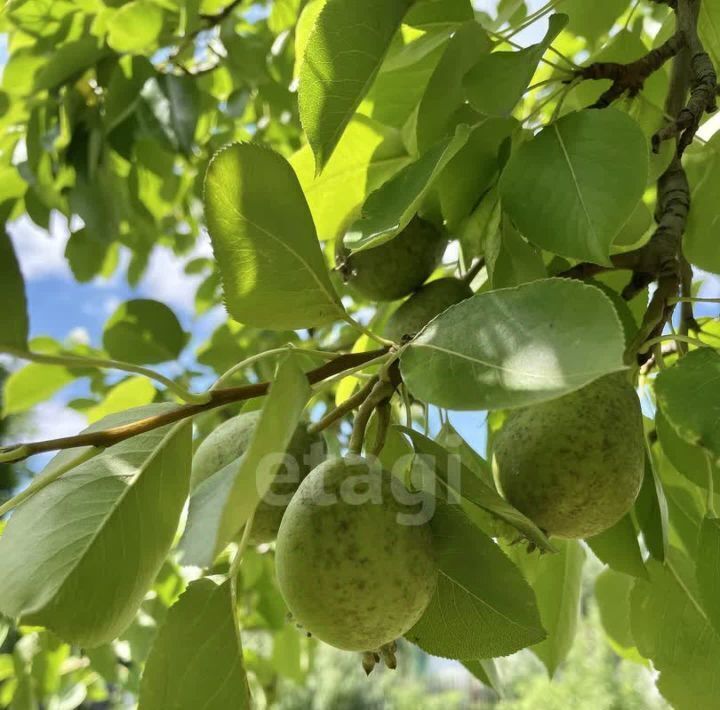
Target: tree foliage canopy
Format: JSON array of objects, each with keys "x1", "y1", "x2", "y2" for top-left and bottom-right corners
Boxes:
[{"x1": 1, "y1": 0, "x2": 720, "y2": 707}]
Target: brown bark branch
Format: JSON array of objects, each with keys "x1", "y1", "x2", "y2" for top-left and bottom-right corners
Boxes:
[
  {"x1": 653, "y1": 0, "x2": 717, "y2": 153},
  {"x1": 571, "y1": 33, "x2": 685, "y2": 109},
  {"x1": 0, "y1": 349, "x2": 389, "y2": 463}
]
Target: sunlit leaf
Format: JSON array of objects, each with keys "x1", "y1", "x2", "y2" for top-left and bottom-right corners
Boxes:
[
  {"x1": 400, "y1": 278, "x2": 626, "y2": 410},
  {"x1": 464, "y1": 14, "x2": 567, "y2": 116},
  {"x1": 0, "y1": 406, "x2": 192, "y2": 647},
  {"x1": 299, "y1": 0, "x2": 413, "y2": 171},
  {"x1": 181, "y1": 354, "x2": 310, "y2": 566},
  {"x1": 204, "y1": 143, "x2": 345, "y2": 330},
  {"x1": 500, "y1": 109, "x2": 648, "y2": 264}
]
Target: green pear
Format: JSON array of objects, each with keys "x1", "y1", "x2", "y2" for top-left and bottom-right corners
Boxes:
[
  {"x1": 192, "y1": 411, "x2": 325, "y2": 545},
  {"x1": 336, "y1": 217, "x2": 447, "y2": 301},
  {"x1": 492, "y1": 374, "x2": 644, "y2": 539},
  {"x1": 385, "y1": 277, "x2": 473, "y2": 341},
  {"x1": 275, "y1": 456, "x2": 437, "y2": 652}
]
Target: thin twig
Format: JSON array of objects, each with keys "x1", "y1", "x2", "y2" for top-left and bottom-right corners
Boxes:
[
  {"x1": 570, "y1": 32, "x2": 685, "y2": 109},
  {"x1": 229, "y1": 512, "x2": 255, "y2": 582},
  {"x1": 462, "y1": 259, "x2": 485, "y2": 285},
  {"x1": 0, "y1": 349, "x2": 389, "y2": 463},
  {"x1": 307, "y1": 376, "x2": 378, "y2": 435}
]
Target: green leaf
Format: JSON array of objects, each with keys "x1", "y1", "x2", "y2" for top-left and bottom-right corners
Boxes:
[
  {"x1": 462, "y1": 659, "x2": 503, "y2": 696},
  {"x1": 656, "y1": 408, "x2": 720, "y2": 491},
  {"x1": 586, "y1": 514, "x2": 647, "y2": 579},
  {"x1": 204, "y1": 143, "x2": 345, "y2": 330},
  {"x1": 400, "y1": 278, "x2": 626, "y2": 410},
  {"x1": 406, "y1": 504, "x2": 545, "y2": 659},
  {"x1": 0, "y1": 229, "x2": 28, "y2": 350},
  {"x1": 633, "y1": 454, "x2": 669, "y2": 562},
  {"x1": 486, "y1": 219, "x2": 546, "y2": 289},
  {"x1": 139, "y1": 577, "x2": 251, "y2": 709},
  {"x1": 464, "y1": 14, "x2": 568, "y2": 116},
  {"x1": 655, "y1": 446, "x2": 706, "y2": 558},
  {"x1": 181, "y1": 354, "x2": 311, "y2": 566},
  {"x1": 594, "y1": 569, "x2": 646, "y2": 663},
  {"x1": 500, "y1": 109, "x2": 648, "y2": 265},
  {"x1": 398, "y1": 426, "x2": 554, "y2": 552},
  {"x1": 0, "y1": 405, "x2": 192, "y2": 647},
  {"x1": 290, "y1": 115, "x2": 410, "y2": 241},
  {"x1": 560, "y1": 0, "x2": 630, "y2": 42},
  {"x1": 272, "y1": 625, "x2": 304, "y2": 682},
  {"x1": 656, "y1": 348, "x2": 720, "y2": 465},
  {"x1": 344, "y1": 125, "x2": 469, "y2": 252},
  {"x1": 34, "y1": 38, "x2": 105, "y2": 92},
  {"x1": 85, "y1": 377, "x2": 157, "y2": 424},
  {"x1": 700, "y1": 4, "x2": 720, "y2": 80},
  {"x1": 299, "y1": 0, "x2": 412, "y2": 171},
  {"x1": 2, "y1": 363, "x2": 75, "y2": 416},
  {"x1": 107, "y1": 0, "x2": 165, "y2": 54},
  {"x1": 684, "y1": 136, "x2": 720, "y2": 273},
  {"x1": 435, "y1": 421, "x2": 494, "y2": 486},
  {"x1": 416, "y1": 21, "x2": 492, "y2": 152},
  {"x1": 103, "y1": 299, "x2": 187, "y2": 365},
  {"x1": 294, "y1": 0, "x2": 327, "y2": 77},
  {"x1": 518, "y1": 540, "x2": 585, "y2": 676},
  {"x1": 362, "y1": 27, "x2": 451, "y2": 131},
  {"x1": 631, "y1": 551, "x2": 720, "y2": 710},
  {"x1": 404, "y1": 0, "x2": 474, "y2": 28},
  {"x1": 697, "y1": 516, "x2": 720, "y2": 637},
  {"x1": 436, "y1": 117, "x2": 517, "y2": 231},
  {"x1": 162, "y1": 75, "x2": 201, "y2": 156}
]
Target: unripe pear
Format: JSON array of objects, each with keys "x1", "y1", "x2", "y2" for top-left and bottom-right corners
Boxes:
[
  {"x1": 492, "y1": 374, "x2": 644, "y2": 539},
  {"x1": 336, "y1": 217, "x2": 447, "y2": 302},
  {"x1": 192, "y1": 412, "x2": 325, "y2": 544},
  {"x1": 275, "y1": 456, "x2": 437, "y2": 652},
  {"x1": 385, "y1": 277, "x2": 472, "y2": 341}
]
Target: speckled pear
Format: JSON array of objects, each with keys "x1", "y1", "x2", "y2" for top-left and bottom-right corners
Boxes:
[
  {"x1": 191, "y1": 411, "x2": 325, "y2": 544},
  {"x1": 275, "y1": 456, "x2": 437, "y2": 651},
  {"x1": 336, "y1": 217, "x2": 447, "y2": 302},
  {"x1": 385, "y1": 277, "x2": 473, "y2": 341},
  {"x1": 493, "y1": 374, "x2": 644, "y2": 539}
]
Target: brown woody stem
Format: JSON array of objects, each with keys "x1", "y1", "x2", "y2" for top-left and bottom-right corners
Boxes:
[
  {"x1": 0, "y1": 348, "x2": 389, "y2": 463},
  {"x1": 572, "y1": 33, "x2": 685, "y2": 109}
]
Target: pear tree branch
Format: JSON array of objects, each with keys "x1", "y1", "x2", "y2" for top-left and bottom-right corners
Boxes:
[{"x1": 0, "y1": 348, "x2": 390, "y2": 464}]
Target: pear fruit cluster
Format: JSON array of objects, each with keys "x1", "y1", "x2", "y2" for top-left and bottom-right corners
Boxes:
[
  {"x1": 275, "y1": 456, "x2": 437, "y2": 652},
  {"x1": 493, "y1": 374, "x2": 645, "y2": 539},
  {"x1": 191, "y1": 412, "x2": 325, "y2": 545},
  {"x1": 336, "y1": 217, "x2": 447, "y2": 302}
]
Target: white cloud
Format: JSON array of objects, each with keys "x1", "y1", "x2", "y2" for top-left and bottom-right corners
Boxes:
[
  {"x1": 138, "y1": 236, "x2": 214, "y2": 314},
  {"x1": 8, "y1": 213, "x2": 71, "y2": 281},
  {"x1": 12, "y1": 401, "x2": 87, "y2": 442},
  {"x1": 67, "y1": 327, "x2": 90, "y2": 346}
]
